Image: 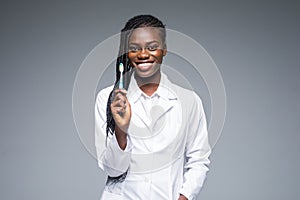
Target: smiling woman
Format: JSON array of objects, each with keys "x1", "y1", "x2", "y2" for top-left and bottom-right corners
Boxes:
[{"x1": 95, "y1": 14, "x2": 211, "y2": 200}]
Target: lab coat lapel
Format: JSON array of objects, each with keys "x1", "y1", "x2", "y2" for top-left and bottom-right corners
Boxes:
[
  {"x1": 151, "y1": 74, "x2": 178, "y2": 129},
  {"x1": 150, "y1": 97, "x2": 174, "y2": 130},
  {"x1": 132, "y1": 99, "x2": 150, "y2": 128}
]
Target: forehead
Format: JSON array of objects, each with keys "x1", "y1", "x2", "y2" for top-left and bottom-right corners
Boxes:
[{"x1": 128, "y1": 27, "x2": 163, "y2": 44}]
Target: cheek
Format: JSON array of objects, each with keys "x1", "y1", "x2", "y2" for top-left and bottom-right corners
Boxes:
[
  {"x1": 152, "y1": 51, "x2": 164, "y2": 60},
  {"x1": 127, "y1": 53, "x2": 135, "y2": 62}
]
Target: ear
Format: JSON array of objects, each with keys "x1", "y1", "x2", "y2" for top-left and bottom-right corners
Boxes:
[{"x1": 162, "y1": 47, "x2": 167, "y2": 56}]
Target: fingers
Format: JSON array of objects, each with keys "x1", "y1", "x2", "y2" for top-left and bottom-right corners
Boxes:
[
  {"x1": 112, "y1": 89, "x2": 127, "y2": 107},
  {"x1": 111, "y1": 89, "x2": 129, "y2": 116},
  {"x1": 110, "y1": 89, "x2": 131, "y2": 131},
  {"x1": 111, "y1": 101, "x2": 126, "y2": 116},
  {"x1": 113, "y1": 89, "x2": 127, "y2": 99},
  {"x1": 113, "y1": 101, "x2": 126, "y2": 115}
]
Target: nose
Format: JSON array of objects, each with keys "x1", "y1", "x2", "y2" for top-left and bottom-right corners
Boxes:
[{"x1": 137, "y1": 48, "x2": 150, "y2": 59}]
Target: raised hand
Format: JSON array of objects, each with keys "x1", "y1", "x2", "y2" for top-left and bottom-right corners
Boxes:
[{"x1": 110, "y1": 89, "x2": 131, "y2": 149}]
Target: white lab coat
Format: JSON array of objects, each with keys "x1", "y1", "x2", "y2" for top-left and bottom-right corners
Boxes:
[{"x1": 95, "y1": 73, "x2": 211, "y2": 200}]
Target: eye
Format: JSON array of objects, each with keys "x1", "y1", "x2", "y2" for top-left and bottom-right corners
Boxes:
[
  {"x1": 147, "y1": 45, "x2": 158, "y2": 51},
  {"x1": 129, "y1": 46, "x2": 140, "y2": 52}
]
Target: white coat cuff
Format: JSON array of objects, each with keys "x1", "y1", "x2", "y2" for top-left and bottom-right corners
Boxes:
[{"x1": 178, "y1": 189, "x2": 195, "y2": 200}]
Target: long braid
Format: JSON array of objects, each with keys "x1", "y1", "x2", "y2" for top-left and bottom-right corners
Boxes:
[{"x1": 105, "y1": 15, "x2": 166, "y2": 183}]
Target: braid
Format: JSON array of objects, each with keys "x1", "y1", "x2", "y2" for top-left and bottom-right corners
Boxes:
[{"x1": 106, "y1": 15, "x2": 166, "y2": 138}]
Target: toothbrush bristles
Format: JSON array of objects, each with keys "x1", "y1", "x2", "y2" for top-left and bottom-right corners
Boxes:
[{"x1": 119, "y1": 63, "x2": 124, "y2": 73}]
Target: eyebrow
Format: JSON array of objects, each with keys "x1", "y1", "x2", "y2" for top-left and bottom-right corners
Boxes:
[{"x1": 128, "y1": 41, "x2": 160, "y2": 45}]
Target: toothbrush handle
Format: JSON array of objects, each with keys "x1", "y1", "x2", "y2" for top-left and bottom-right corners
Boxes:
[{"x1": 119, "y1": 74, "x2": 124, "y2": 89}]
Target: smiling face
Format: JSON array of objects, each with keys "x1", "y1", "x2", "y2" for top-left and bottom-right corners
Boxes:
[{"x1": 127, "y1": 27, "x2": 167, "y2": 83}]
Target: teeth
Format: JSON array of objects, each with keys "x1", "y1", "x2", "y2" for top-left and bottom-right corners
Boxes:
[{"x1": 137, "y1": 63, "x2": 152, "y2": 67}]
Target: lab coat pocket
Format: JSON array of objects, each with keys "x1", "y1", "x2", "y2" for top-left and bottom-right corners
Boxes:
[{"x1": 101, "y1": 190, "x2": 122, "y2": 200}]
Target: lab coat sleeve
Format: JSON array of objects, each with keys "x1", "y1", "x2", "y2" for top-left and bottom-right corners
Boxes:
[
  {"x1": 179, "y1": 93, "x2": 211, "y2": 200},
  {"x1": 95, "y1": 88, "x2": 132, "y2": 177}
]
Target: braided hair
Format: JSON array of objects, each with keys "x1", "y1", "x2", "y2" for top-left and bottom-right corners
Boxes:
[{"x1": 106, "y1": 15, "x2": 166, "y2": 138}]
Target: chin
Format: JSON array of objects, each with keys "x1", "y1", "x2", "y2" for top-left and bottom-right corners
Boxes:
[
  {"x1": 135, "y1": 71, "x2": 154, "y2": 78},
  {"x1": 134, "y1": 68, "x2": 161, "y2": 81}
]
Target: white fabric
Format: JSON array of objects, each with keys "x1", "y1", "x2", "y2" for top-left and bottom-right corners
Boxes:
[{"x1": 95, "y1": 73, "x2": 211, "y2": 200}]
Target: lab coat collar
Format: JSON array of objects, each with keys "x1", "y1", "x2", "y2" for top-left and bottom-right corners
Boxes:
[{"x1": 127, "y1": 72, "x2": 178, "y2": 103}]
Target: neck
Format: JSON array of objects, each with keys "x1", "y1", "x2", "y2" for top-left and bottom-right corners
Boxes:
[{"x1": 135, "y1": 71, "x2": 161, "y2": 96}]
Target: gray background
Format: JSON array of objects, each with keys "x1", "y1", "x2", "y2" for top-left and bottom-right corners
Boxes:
[{"x1": 1, "y1": 0, "x2": 299, "y2": 199}]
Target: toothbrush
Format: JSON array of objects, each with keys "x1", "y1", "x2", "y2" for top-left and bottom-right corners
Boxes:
[{"x1": 119, "y1": 63, "x2": 124, "y2": 89}]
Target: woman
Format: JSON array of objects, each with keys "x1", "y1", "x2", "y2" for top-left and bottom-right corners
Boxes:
[{"x1": 95, "y1": 14, "x2": 211, "y2": 200}]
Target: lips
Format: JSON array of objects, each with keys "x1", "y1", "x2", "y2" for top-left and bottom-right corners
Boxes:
[{"x1": 135, "y1": 61, "x2": 154, "y2": 71}]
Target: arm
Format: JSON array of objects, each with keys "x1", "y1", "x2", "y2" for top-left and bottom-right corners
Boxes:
[
  {"x1": 179, "y1": 93, "x2": 211, "y2": 200},
  {"x1": 95, "y1": 88, "x2": 132, "y2": 177}
]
